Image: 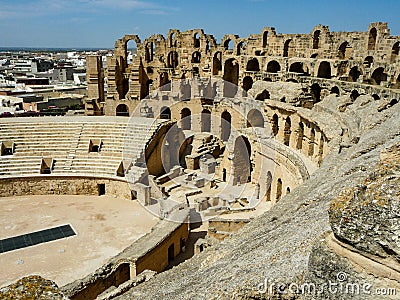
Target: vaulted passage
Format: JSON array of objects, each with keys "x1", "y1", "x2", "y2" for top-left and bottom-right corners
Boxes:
[
  {"x1": 348, "y1": 66, "x2": 361, "y2": 82},
  {"x1": 289, "y1": 62, "x2": 308, "y2": 75},
  {"x1": 116, "y1": 104, "x2": 129, "y2": 117},
  {"x1": 267, "y1": 61, "x2": 281, "y2": 73},
  {"x1": 201, "y1": 109, "x2": 211, "y2": 132},
  {"x1": 317, "y1": 61, "x2": 331, "y2": 79},
  {"x1": 181, "y1": 108, "x2": 191, "y2": 130},
  {"x1": 242, "y1": 76, "x2": 253, "y2": 92},
  {"x1": 371, "y1": 67, "x2": 387, "y2": 85},
  {"x1": 247, "y1": 109, "x2": 264, "y2": 128},
  {"x1": 368, "y1": 27, "x2": 377, "y2": 50},
  {"x1": 232, "y1": 135, "x2": 252, "y2": 185},
  {"x1": 223, "y1": 58, "x2": 239, "y2": 97},
  {"x1": 391, "y1": 42, "x2": 399, "y2": 63},
  {"x1": 283, "y1": 116, "x2": 291, "y2": 146},
  {"x1": 246, "y1": 58, "x2": 260, "y2": 72},
  {"x1": 221, "y1": 111, "x2": 231, "y2": 141}
]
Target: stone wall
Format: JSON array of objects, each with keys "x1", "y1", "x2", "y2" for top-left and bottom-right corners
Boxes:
[{"x1": 0, "y1": 176, "x2": 131, "y2": 199}]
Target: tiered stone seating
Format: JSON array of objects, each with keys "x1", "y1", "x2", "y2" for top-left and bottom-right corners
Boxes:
[{"x1": 0, "y1": 116, "x2": 163, "y2": 181}]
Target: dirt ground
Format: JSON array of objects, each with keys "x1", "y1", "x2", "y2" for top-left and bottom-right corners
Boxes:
[{"x1": 0, "y1": 195, "x2": 159, "y2": 288}]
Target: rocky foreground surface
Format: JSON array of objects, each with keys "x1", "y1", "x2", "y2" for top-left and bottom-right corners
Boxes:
[{"x1": 118, "y1": 95, "x2": 400, "y2": 299}]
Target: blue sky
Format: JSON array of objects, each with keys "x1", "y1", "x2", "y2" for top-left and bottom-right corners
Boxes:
[{"x1": 1, "y1": 0, "x2": 399, "y2": 48}]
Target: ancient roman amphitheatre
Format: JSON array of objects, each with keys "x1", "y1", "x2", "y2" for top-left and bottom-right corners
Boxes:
[{"x1": 1, "y1": 22, "x2": 400, "y2": 299}]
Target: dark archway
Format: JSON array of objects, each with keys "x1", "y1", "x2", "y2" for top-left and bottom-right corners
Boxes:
[
  {"x1": 201, "y1": 109, "x2": 211, "y2": 132},
  {"x1": 233, "y1": 135, "x2": 252, "y2": 184},
  {"x1": 267, "y1": 60, "x2": 281, "y2": 73},
  {"x1": 213, "y1": 52, "x2": 222, "y2": 75},
  {"x1": 224, "y1": 39, "x2": 234, "y2": 51},
  {"x1": 181, "y1": 108, "x2": 191, "y2": 130},
  {"x1": 371, "y1": 67, "x2": 387, "y2": 85},
  {"x1": 289, "y1": 62, "x2": 308, "y2": 75},
  {"x1": 191, "y1": 51, "x2": 201, "y2": 63},
  {"x1": 338, "y1": 42, "x2": 350, "y2": 59},
  {"x1": 221, "y1": 111, "x2": 231, "y2": 141},
  {"x1": 283, "y1": 39, "x2": 293, "y2": 57},
  {"x1": 246, "y1": 58, "x2": 260, "y2": 72},
  {"x1": 296, "y1": 122, "x2": 304, "y2": 150},
  {"x1": 263, "y1": 31, "x2": 269, "y2": 47},
  {"x1": 272, "y1": 114, "x2": 279, "y2": 136},
  {"x1": 313, "y1": 30, "x2": 320, "y2": 49},
  {"x1": 160, "y1": 106, "x2": 171, "y2": 119},
  {"x1": 167, "y1": 51, "x2": 179, "y2": 68},
  {"x1": 368, "y1": 27, "x2": 377, "y2": 50},
  {"x1": 330, "y1": 86, "x2": 340, "y2": 95},
  {"x1": 350, "y1": 90, "x2": 360, "y2": 101},
  {"x1": 160, "y1": 72, "x2": 170, "y2": 90},
  {"x1": 311, "y1": 83, "x2": 321, "y2": 103},
  {"x1": 391, "y1": 42, "x2": 399, "y2": 63},
  {"x1": 126, "y1": 40, "x2": 137, "y2": 66},
  {"x1": 317, "y1": 61, "x2": 331, "y2": 79},
  {"x1": 283, "y1": 116, "x2": 291, "y2": 146},
  {"x1": 276, "y1": 178, "x2": 282, "y2": 201},
  {"x1": 242, "y1": 76, "x2": 253, "y2": 92},
  {"x1": 223, "y1": 59, "x2": 239, "y2": 97},
  {"x1": 247, "y1": 109, "x2": 264, "y2": 128},
  {"x1": 116, "y1": 104, "x2": 129, "y2": 117},
  {"x1": 364, "y1": 56, "x2": 374, "y2": 68},
  {"x1": 255, "y1": 89, "x2": 270, "y2": 101},
  {"x1": 308, "y1": 128, "x2": 315, "y2": 157},
  {"x1": 349, "y1": 66, "x2": 361, "y2": 82},
  {"x1": 194, "y1": 32, "x2": 200, "y2": 48}
]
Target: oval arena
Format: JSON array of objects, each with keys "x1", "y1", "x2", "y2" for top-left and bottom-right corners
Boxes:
[{"x1": 1, "y1": 22, "x2": 399, "y2": 299}]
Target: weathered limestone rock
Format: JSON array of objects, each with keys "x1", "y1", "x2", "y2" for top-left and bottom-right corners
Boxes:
[
  {"x1": 329, "y1": 144, "x2": 400, "y2": 260},
  {"x1": 0, "y1": 276, "x2": 68, "y2": 300}
]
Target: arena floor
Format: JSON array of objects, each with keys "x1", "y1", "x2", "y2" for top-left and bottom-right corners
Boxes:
[{"x1": 0, "y1": 195, "x2": 159, "y2": 288}]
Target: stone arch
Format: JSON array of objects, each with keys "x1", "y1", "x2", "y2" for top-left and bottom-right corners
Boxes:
[
  {"x1": 116, "y1": 104, "x2": 129, "y2": 117},
  {"x1": 224, "y1": 39, "x2": 234, "y2": 51},
  {"x1": 317, "y1": 61, "x2": 331, "y2": 79},
  {"x1": 368, "y1": 27, "x2": 377, "y2": 50},
  {"x1": 233, "y1": 135, "x2": 252, "y2": 184},
  {"x1": 160, "y1": 106, "x2": 171, "y2": 119},
  {"x1": 167, "y1": 51, "x2": 179, "y2": 68},
  {"x1": 310, "y1": 53, "x2": 318, "y2": 58},
  {"x1": 265, "y1": 171, "x2": 272, "y2": 201},
  {"x1": 338, "y1": 41, "x2": 351, "y2": 59},
  {"x1": 223, "y1": 58, "x2": 239, "y2": 97},
  {"x1": 348, "y1": 66, "x2": 362, "y2": 82},
  {"x1": 364, "y1": 56, "x2": 374, "y2": 68},
  {"x1": 272, "y1": 114, "x2": 279, "y2": 136},
  {"x1": 289, "y1": 62, "x2": 308, "y2": 75},
  {"x1": 242, "y1": 76, "x2": 253, "y2": 92},
  {"x1": 255, "y1": 89, "x2": 270, "y2": 101},
  {"x1": 308, "y1": 128, "x2": 315, "y2": 157},
  {"x1": 267, "y1": 60, "x2": 281, "y2": 73},
  {"x1": 372, "y1": 94, "x2": 380, "y2": 100},
  {"x1": 370, "y1": 67, "x2": 387, "y2": 85},
  {"x1": 169, "y1": 32, "x2": 177, "y2": 48},
  {"x1": 296, "y1": 121, "x2": 304, "y2": 150},
  {"x1": 350, "y1": 90, "x2": 360, "y2": 101},
  {"x1": 246, "y1": 58, "x2": 260, "y2": 72},
  {"x1": 194, "y1": 32, "x2": 200, "y2": 48},
  {"x1": 191, "y1": 51, "x2": 201, "y2": 63},
  {"x1": 247, "y1": 109, "x2": 264, "y2": 128},
  {"x1": 263, "y1": 31, "x2": 269, "y2": 47},
  {"x1": 201, "y1": 109, "x2": 211, "y2": 132},
  {"x1": 313, "y1": 30, "x2": 321, "y2": 49},
  {"x1": 181, "y1": 108, "x2": 191, "y2": 130},
  {"x1": 330, "y1": 86, "x2": 340, "y2": 95},
  {"x1": 221, "y1": 111, "x2": 231, "y2": 141},
  {"x1": 395, "y1": 74, "x2": 400, "y2": 89},
  {"x1": 391, "y1": 41, "x2": 399, "y2": 63},
  {"x1": 237, "y1": 41, "x2": 246, "y2": 56},
  {"x1": 283, "y1": 116, "x2": 291, "y2": 146},
  {"x1": 126, "y1": 39, "x2": 138, "y2": 66},
  {"x1": 283, "y1": 39, "x2": 293, "y2": 57},
  {"x1": 276, "y1": 178, "x2": 282, "y2": 201},
  {"x1": 213, "y1": 52, "x2": 222, "y2": 75},
  {"x1": 145, "y1": 43, "x2": 153, "y2": 62},
  {"x1": 311, "y1": 83, "x2": 321, "y2": 103},
  {"x1": 286, "y1": 187, "x2": 291, "y2": 195},
  {"x1": 159, "y1": 72, "x2": 170, "y2": 90}
]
